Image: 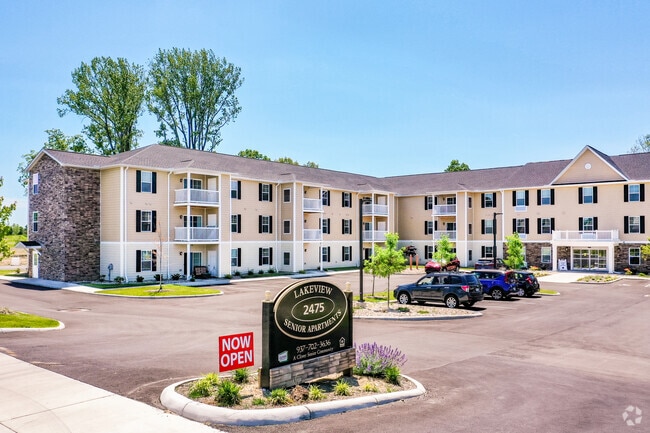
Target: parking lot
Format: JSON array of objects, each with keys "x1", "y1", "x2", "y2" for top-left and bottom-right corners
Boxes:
[{"x1": 1, "y1": 272, "x2": 649, "y2": 432}]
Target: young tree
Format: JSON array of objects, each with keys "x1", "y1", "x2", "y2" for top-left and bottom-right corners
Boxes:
[
  {"x1": 369, "y1": 233, "x2": 407, "y2": 309},
  {"x1": 57, "y1": 57, "x2": 146, "y2": 155},
  {"x1": 0, "y1": 178, "x2": 17, "y2": 261},
  {"x1": 237, "y1": 149, "x2": 271, "y2": 160},
  {"x1": 630, "y1": 134, "x2": 650, "y2": 153},
  {"x1": 641, "y1": 238, "x2": 650, "y2": 261},
  {"x1": 444, "y1": 159, "x2": 470, "y2": 172},
  {"x1": 17, "y1": 129, "x2": 91, "y2": 194},
  {"x1": 433, "y1": 235, "x2": 456, "y2": 265},
  {"x1": 363, "y1": 255, "x2": 379, "y2": 297},
  {"x1": 148, "y1": 48, "x2": 243, "y2": 151},
  {"x1": 504, "y1": 232, "x2": 525, "y2": 270}
]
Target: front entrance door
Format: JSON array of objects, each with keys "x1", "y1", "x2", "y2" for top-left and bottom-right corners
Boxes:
[
  {"x1": 32, "y1": 251, "x2": 39, "y2": 278},
  {"x1": 572, "y1": 249, "x2": 607, "y2": 270}
]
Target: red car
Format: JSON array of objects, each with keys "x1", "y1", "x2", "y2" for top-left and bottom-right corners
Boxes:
[{"x1": 425, "y1": 257, "x2": 460, "y2": 273}]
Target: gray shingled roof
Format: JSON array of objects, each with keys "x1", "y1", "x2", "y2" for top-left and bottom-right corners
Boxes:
[{"x1": 41, "y1": 144, "x2": 650, "y2": 195}]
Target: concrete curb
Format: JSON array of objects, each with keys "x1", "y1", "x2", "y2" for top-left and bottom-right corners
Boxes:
[
  {"x1": 0, "y1": 320, "x2": 65, "y2": 333},
  {"x1": 161, "y1": 374, "x2": 426, "y2": 426},
  {"x1": 353, "y1": 312, "x2": 482, "y2": 320}
]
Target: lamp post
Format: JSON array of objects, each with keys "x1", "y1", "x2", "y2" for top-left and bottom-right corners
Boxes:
[{"x1": 493, "y1": 212, "x2": 502, "y2": 268}]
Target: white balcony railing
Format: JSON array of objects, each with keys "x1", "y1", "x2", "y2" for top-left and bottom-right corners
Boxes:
[
  {"x1": 362, "y1": 204, "x2": 389, "y2": 216},
  {"x1": 303, "y1": 198, "x2": 323, "y2": 212},
  {"x1": 303, "y1": 229, "x2": 322, "y2": 241},
  {"x1": 175, "y1": 189, "x2": 220, "y2": 205},
  {"x1": 363, "y1": 230, "x2": 388, "y2": 242},
  {"x1": 434, "y1": 230, "x2": 457, "y2": 240},
  {"x1": 175, "y1": 227, "x2": 219, "y2": 242},
  {"x1": 433, "y1": 204, "x2": 456, "y2": 215},
  {"x1": 552, "y1": 230, "x2": 619, "y2": 242}
]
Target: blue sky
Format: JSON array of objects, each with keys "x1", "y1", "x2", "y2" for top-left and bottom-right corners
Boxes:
[{"x1": 2, "y1": 0, "x2": 650, "y2": 225}]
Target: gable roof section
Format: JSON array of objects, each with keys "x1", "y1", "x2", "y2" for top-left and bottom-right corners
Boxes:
[{"x1": 551, "y1": 145, "x2": 628, "y2": 185}]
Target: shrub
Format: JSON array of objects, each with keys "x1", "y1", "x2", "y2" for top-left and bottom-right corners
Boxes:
[
  {"x1": 234, "y1": 271, "x2": 241, "y2": 277},
  {"x1": 232, "y1": 368, "x2": 249, "y2": 384},
  {"x1": 334, "y1": 379, "x2": 351, "y2": 396},
  {"x1": 268, "y1": 388, "x2": 291, "y2": 405},
  {"x1": 136, "y1": 275, "x2": 144, "y2": 282},
  {"x1": 154, "y1": 274, "x2": 162, "y2": 281},
  {"x1": 171, "y1": 273, "x2": 181, "y2": 281},
  {"x1": 114, "y1": 276, "x2": 125, "y2": 284},
  {"x1": 252, "y1": 397, "x2": 266, "y2": 406},
  {"x1": 353, "y1": 342, "x2": 407, "y2": 377},
  {"x1": 290, "y1": 384, "x2": 309, "y2": 401},
  {"x1": 99, "y1": 275, "x2": 106, "y2": 282},
  {"x1": 363, "y1": 382, "x2": 379, "y2": 393},
  {"x1": 384, "y1": 366, "x2": 401, "y2": 385},
  {"x1": 258, "y1": 269, "x2": 265, "y2": 275},
  {"x1": 308, "y1": 384, "x2": 325, "y2": 400},
  {"x1": 247, "y1": 269, "x2": 254, "y2": 276},
  {"x1": 225, "y1": 274, "x2": 232, "y2": 279},
  {"x1": 214, "y1": 379, "x2": 242, "y2": 406},
  {"x1": 188, "y1": 373, "x2": 220, "y2": 398},
  {"x1": 268, "y1": 268, "x2": 276, "y2": 274}
]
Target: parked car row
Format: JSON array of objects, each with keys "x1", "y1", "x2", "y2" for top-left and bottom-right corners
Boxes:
[{"x1": 393, "y1": 268, "x2": 540, "y2": 309}]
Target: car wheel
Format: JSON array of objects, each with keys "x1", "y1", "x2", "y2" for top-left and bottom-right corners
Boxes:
[
  {"x1": 491, "y1": 288, "x2": 504, "y2": 301},
  {"x1": 397, "y1": 292, "x2": 411, "y2": 304},
  {"x1": 517, "y1": 288, "x2": 525, "y2": 297},
  {"x1": 444, "y1": 295, "x2": 459, "y2": 309}
]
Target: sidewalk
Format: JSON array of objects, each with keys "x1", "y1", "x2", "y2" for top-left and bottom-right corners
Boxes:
[{"x1": 0, "y1": 353, "x2": 226, "y2": 433}]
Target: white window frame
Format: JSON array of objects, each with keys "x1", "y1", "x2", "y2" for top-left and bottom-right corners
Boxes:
[
  {"x1": 140, "y1": 171, "x2": 153, "y2": 193},
  {"x1": 260, "y1": 184, "x2": 271, "y2": 202},
  {"x1": 343, "y1": 219, "x2": 352, "y2": 235},
  {"x1": 231, "y1": 248, "x2": 239, "y2": 267},
  {"x1": 283, "y1": 188, "x2": 291, "y2": 203},
  {"x1": 516, "y1": 218, "x2": 526, "y2": 234},
  {"x1": 581, "y1": 217, "x2": 594, "y2": 231},
  {"x1": 321, "y1": 218, "x2": 330, "y2": 234},
  {"x1": 484, "y1": 193, "x2": 494, "y2": 208},
  {"x1": 343, "y1": 246, "x2": 352, "y2": 261},
  {"x1": 485, "y1": 219, "x2": 494, "y2": 235},
  {"x1": 516, "y1": 190, "x2": 526, "y2": 207},
  {"x1": 283, "y1": 252, "x2": 291, "y2": 266},
  {"x1": 629, "y1": 248, "x2": 641, "y2": 265},
  {"x1": 260, "y1": 247, "x2": 271, "y2": 265},
  {"x1": 141, "y1": 250, "x2": 153, "y2": 272},
  {"x1": 629, "y1": 184, "x2": 640, "y2": 202},
  {"x1": 322, "y1": 190, "x2": 330, "y2": 206},
  {"x1": 425, "y1": 221, "x2": 433, "y2": 235},
  {"x1": 183, "y1": 215, "x2": 202, "y2": 228},
  {"x1": 231, "y1": 215, "x2": 239, "y2": 233},
  {"x1": 425, "y1": 196, "x2": 433, "y2": 210},
  {"x1": 230, "y1": 180, "x2": 239, "y2": 199},
  {"x1": 32, "y1": 211, "x2": 38, "y2": 232},
  {"x1": 541, "y1": 247, "x2": 551, "y2": 264},
  {"x1": 628, "y1": 216, "x2": 641, "y2": 234},
  {"x1": 582, "y1": 187, "x2": 594, "y2": 204},
  {"x1": 283, "y1": 219, "x2": 291, "y2": 234},
  {"x1": 33, "y1": 173, "x2": 39, "y2": 195},
  {"x1": 541, "y1": 218, "x2": 552, "y2": 234},
  {"x1": 141, "y1": 210, "x2": 153, "y2": 232},
  {"x1": 261, "y1": 215, "x2": 271, "y2": 234},
  {"x1": 183, "y1": 178, "x2": 202, "y2": 189},
  {"x1": 484, "y1": 246, "x2": 494, "y2": 258},
  {"x1": 343, "y1": 192, "x2": 352, "y2": 208},
  {"x1": 321, "y1": 247, "x2": 330, "y2": 262},
  {"x1": 540, "y1": 189, "x2": 551, "y2": 205}
]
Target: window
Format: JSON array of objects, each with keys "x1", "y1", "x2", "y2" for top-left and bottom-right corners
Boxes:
[
  {"x1": 283, "y1": 252, "x2": 291, "y2": 266},
  {"x1": 539, "y1": 189, "x2": 554, "y2": 206},
  {"x1": 136, "y1": 210, "x2": 157, "y2": 232},
  {"x1": 629, "y1": 248, "x2": 641, "y2": 265},
  {"x1": 624, "y1": 216, "x2": 645, "y2": 234},
  {"x1": 482, "y1": 246, "x2": 494, "y2": 258},
  {"x1": 136, "y1": 249, "x2": 157, "y2": 272},
  {"x1": 425, "y1": 196, "x2": 433, "y2": 210},
  {"x1": 136, "y1": 170, "x2": 156, "y2": 193},
  {"x1": 514, "y1": 218, "x2": 529, "y2": 235},
  {"x1": 468, "y1": 223, "x2": 472, "y2": 235},
  {"x1": 538, "y1": 218, "x2": 554, "y2": 234},
  {"x1": 580, "y1": 217, "x2": 596, "y2": 231},
  {"x1": 259, "y1": 215, "x2": 272, "y2": 234},
  {"x1": 259, "y1": 183, "x2": 272, "y2": 202},
  {"x1": 425, "y1": 221, "x2": 433, "y2": 235},
  {"x1": 259, "y1": 247, "x2": 272, "y2": 266},
  {"x1": 342, "y1": 246, "x2": 352, "y2": 261},
  {"x1": 183, "y1": 215, "x2": 202, "y2": 228},
  {"x1": 342, "y1": 219, "x2": 352, "y2": 235},
  {"x1": 468, "y1": 249, "x2": 473, "y2": 261},
  {"x1": 342, "y1": 192, "x2": 352, "y2": 208},
  {"x1": 231, "y1": 180, "x2": 241, "y2": 199},
  {"x1": 482, "y1": 219, "x2": 494, "y2": 235},
  {"x1": 183, "y1": 178, "x2": 202, "y2": 189},
  {"x1": 231, "y1": 248, "x2": 241, "y2": 267},
  {"x1": 32, "y1": 173, "x2": 39, "y2": 195},
  {"x1": 322, "y1": 190, "x2": 330, "y2": 206},
  {"x1": 231, "y1": 215, "x2": 241, "y2": 233},
  {"x1": 482, "y1": 192, "x2": 496, "y2": 208},
  {"x1": 283, "y1": 188, "x2": 291, "y2": 203},
  {"x1": 579, "y1": 186, "x2": 597, "y2": 204},
  {"x1": 468, "y1": 197, "x2": 472, "y2": 208},
  {"x1": 541, "y1": 247, "x2": 551, "y2": 264},
  {"x1": 424, "y1": 245, "x2": 434, "y2": 259},
  {"x1": 321, "y1": 246, "x2": 331, "y2": 262},
  {"x1": 624, "y1": 184, "x2": 645, "y2": 202},
  {"x1": 283, "y1": 220, "x2": 291, "y2": 234},
  {"x1": 513, "y1": 190, "x2": 528, "y2": 207},
  {"x1": 321, "y1": 218, "x2": 330, "y2": 234},
  {"x1": 32, "y1": 212, "x2": 38, "y2": 232}
]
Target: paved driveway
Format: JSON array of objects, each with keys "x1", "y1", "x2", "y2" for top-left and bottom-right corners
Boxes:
[{"x1": 1, "y1": 273, "x2": 648, "y2": 432}]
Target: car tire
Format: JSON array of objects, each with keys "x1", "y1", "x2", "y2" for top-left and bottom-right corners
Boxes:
[
  {"x1": 525, "y1": 291, "x2": 534, "y2": 297},
  {"x1": 463, "y1": 301, "x2": 475, "y2": 308},
  {"x1": 397, "y1": 292, "x2": 411, "y2": 304},
  {"x1": 517, "y1": 288, "x2": 525, "y2": 297},
  {"x1": 444, "y1": 295, "x2": 459, "y2": 309},
  {"x1": 491, "y1": 288, "x2": 504, "y2": 301}
]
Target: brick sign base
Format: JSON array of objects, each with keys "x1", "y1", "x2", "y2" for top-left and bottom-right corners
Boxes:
[{"x1": 265, "y1": 347, "x2": 355, "y2": 390}]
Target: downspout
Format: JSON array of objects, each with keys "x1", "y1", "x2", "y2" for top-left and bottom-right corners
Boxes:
[
  {"x1": 276, "y1": 182, "x2": 281, "y2": 270},
  {"x1": 293, "y1": 181, "x2": 297, "y2": 273},
  {"x1": 121, "y1": 167, "x2": 129, "y2": 282},
  {"x1": 167, "y1": 172, "x2": 171, "y2": 279},
  {"x1": 186, "y1": 170, "x2": 191, "y2": 280}
]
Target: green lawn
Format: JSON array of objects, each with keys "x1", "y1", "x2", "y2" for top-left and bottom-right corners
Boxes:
[
  {"x1": 0, "y1": 308, "x2": 60, "y2": 328},
  {"x1": 98, "y1": 284, "x2": 222, "y2": 297},
  {"x1": 0, "y1": 269, "x2": 27, "y2": 276}
]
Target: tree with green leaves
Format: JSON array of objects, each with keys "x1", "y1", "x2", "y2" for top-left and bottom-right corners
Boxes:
[
  {"x1": 148, "y1": 48, "x2": 243, "y2": 151},
  {"x1": 641, "y1": 238, "x2": 650, "y2": 261},
  {"x1": 18, "y1": 129, "x2": 91, "y2": 194},
  {"x1": 630, "y1": 134, "x2": 650, "y2": 153},
  {"x1": 363, "y1": 255, "x2": 379, "y2": 297},
  {"x1": 444, "y1": 159, "x2": 470, "y2": 172},
  {"x1": 58, "y1": 57, "x2": 146, "y2": 155},
  {"x1": 433, "y1": 235, "x2": 456, "y2": 265},
  {"x1": 368, "y1": 233, "x2": 407, "y2": 309},
  {"x1": 238, "y1": 149, "x2": 271, "y2": 160},
  {"x1": 0, "y1": 178, "x2": 17, "y2": 261},
  {"x1": 504, "y1": 232, "x2": 525, "y2": 270}
]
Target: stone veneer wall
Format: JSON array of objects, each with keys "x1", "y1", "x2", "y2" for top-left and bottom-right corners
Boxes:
[
  {"x1": 266, "y1": 348, "x2": 356, "y2": 390},
  {"x1": 29, "y1": 154, "x2": 101, "y2": 281},
  {"x1": 614, "y1": 245, "x2": 650, "y2": 274}
]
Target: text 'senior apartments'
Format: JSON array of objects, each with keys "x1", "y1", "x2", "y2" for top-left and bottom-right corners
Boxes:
[{"x1": 22, "y1": 144, "x2": 650, "y2": 282}]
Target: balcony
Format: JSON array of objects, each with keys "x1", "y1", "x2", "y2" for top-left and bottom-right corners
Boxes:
[
  {"x1": 363, "y1": 230, "x2": 388, "y2": 242},
  {"x1": 175, "y1": 189, "x2": 220, "y2": 206},
  {"x1": 175, "y1": 227, "x2": 219, "y2": 242},
  {"x1": 303, "y1": 198, "x2": 323, "y2": 212},
  {"x1": 303, "y1": 229, "x2": 322, "y2": 241},
  {"x1": 362, "y1": 203, "x2": 389, "y2": 216},
  {"x1": 434, "y1": 230, "x2": 457, "y2": 240},
  {"x1": 433, "y1": 204, "x2": 456, "y2": 216},
  {"x1": 552, "y1": 230, "x2": 619, "y2": 242}
]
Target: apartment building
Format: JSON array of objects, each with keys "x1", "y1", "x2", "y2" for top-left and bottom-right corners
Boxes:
[{"x1": 24, "y1": 144, "x2": 649, "y2": 282}]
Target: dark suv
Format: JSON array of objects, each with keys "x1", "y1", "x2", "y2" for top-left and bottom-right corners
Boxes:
[
  {"x1": 474, "y1": 258, "x2": 506, "y2": 270},
  {"x1": 513, "y1": 270, "x2": 540, "y2": 297},
  {"x1": 393, "y1": 272, "x2": 484, "y2": 309},
  {"x1": 472, "y1": 269, "x2": 517, "y2": 300}
]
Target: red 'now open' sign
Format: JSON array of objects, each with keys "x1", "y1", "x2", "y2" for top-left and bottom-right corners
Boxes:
[{"x1": 219, "y1": 332, "x2": 254, "y2": 372}]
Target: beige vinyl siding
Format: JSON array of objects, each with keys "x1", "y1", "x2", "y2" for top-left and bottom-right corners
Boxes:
[
  {"x1": 555, "y1": 152, "x2": 625, "y2": 184},
  {"x1": 100, "y1": 168, "x2": 122, "y2": 242}
]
